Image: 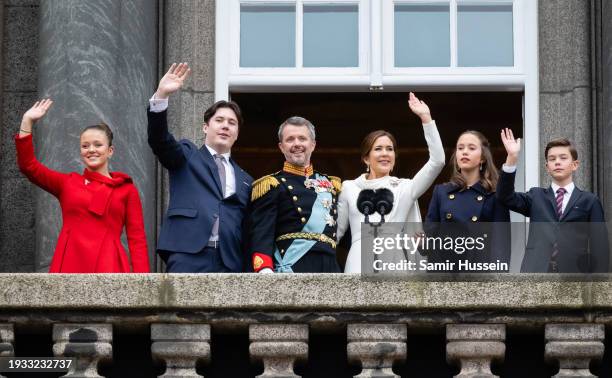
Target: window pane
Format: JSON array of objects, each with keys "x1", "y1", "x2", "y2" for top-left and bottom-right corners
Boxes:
[
  {"x1": 303, "y1": 5, "x2": 359, "y2": 67},
  {"x1": 457, "y1": 4, "x2": 514, "y2": 67},
  {"x1": 394, "y1": 4, "x2": 450, "y2": 67},
  {"x1": 240, "y1": 5, "x2": 295, "y2": 67}
]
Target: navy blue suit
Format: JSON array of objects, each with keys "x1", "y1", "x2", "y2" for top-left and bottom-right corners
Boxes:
[
  {"x1": 496, "y1": 171, "x2": 609, "y2": 273},
  {"x1": 425, "y1": 182, "x2": 511, "y2": 271},
  {"x1": 147, "y1": 108, "x2": 253, "y2": 272}
]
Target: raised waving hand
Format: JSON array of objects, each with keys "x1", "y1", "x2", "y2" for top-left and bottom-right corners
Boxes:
[
  {"x1": 20, "y1": 99, "x2": 53, "y2": 137},
  {"x1": 155, "y1": 63, "x2": 191, "y2": 99},
  {"x1": 500, "y1": 128, "x2": 521, "y2": 166},
  {"x1": 408, "y1": 92, "x2": 433, "y2": 124}
]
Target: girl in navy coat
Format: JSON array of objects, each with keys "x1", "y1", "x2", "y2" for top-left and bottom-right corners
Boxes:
[{"x1": 425, "y1": 130, "x2": 510, "y2": 272}]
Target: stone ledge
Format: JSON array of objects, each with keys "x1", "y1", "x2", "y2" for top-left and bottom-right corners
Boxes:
[{"x1": 0, "y1": 274, "x2": 612, "y2": 310}]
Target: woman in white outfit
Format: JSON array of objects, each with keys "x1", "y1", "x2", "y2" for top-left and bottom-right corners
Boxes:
[{"x1": 336, "y1": 93, "x2": 445, "y2": 273}]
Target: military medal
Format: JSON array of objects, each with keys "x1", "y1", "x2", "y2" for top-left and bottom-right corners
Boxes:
[{"x1": 304, "y1": 178, "x2": 334, "y2": 193}]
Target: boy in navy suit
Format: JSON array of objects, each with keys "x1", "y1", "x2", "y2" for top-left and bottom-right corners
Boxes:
[{"x1": 497, "y1": 129, "x2": 609, "y2": 273}]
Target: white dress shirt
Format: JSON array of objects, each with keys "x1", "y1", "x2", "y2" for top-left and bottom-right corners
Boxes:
[{"x1": 550, "y1": 182, "x2": 575, "y2": 214}]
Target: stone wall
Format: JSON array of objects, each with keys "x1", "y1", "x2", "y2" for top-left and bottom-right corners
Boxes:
[
  {"x1": 0, "y1": 0, "x2": 39, "y2": 272},
  {"x1": 601, "y1": 1, "x2": 612, "y2": 226}
]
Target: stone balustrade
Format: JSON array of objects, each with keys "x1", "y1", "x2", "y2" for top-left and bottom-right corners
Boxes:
[{"x1": 0, "y1": 274, "x2": 611, "y2": 377}]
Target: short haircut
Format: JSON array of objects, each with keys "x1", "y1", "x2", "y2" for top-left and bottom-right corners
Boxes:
[
  {"x1": 277, "y1": 116, "x2": 316, "y2": 142},
  {"x1": 545, "y1": 138, "x2": 578, "y2": 161},
  {"x1": 81, "y1": 122, "x2": 113, "y2": 146},
  {"x1": 204, "y1": 100, "x2": 243, "y2": 127}
]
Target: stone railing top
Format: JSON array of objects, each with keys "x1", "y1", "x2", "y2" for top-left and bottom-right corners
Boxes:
[{"x1": 1, "y1": 273, "x2": 612, "y2": 310}]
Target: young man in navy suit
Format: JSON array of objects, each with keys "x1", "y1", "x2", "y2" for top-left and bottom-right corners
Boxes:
[
  {"x1": 497, "y1": 129, "x2": 609, "y2": 273},
  {"x1": 147, "y1": 63, "x2": 253, "y2": 272}
]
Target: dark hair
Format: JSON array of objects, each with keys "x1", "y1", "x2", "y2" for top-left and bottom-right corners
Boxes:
[
  {"x1": 81, "y1": 123, "x2": 113, "y2": 146},
  {"x1": 360, "y1": 130, "x2": 398, "y2": 169},
  {"x1": 449, "y1": 130, "x2": 498, "y2": 192},
  {"x1": 203, "y1": 100, "x2": 243, "y2": 127},
  {"x1": 545, "y1": 138, "x2": 578, "y2": 161}
]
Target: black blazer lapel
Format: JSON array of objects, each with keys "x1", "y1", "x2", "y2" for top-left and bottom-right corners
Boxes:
[
  {"x1": 560, "y1": 187, "x2": 583, "y2": 221},
  {"x1": 200, "y1": 146, "x2": 224, "y2": 197}
]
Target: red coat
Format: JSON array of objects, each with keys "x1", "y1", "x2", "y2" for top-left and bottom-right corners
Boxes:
[{"x1": 15, "y1": 134, "x2": 150, "y2": 273}]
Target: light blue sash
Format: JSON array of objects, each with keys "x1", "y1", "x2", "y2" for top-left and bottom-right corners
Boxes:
[{"x1": 275, "y1": 174, "x2": 332, "y2": 272}]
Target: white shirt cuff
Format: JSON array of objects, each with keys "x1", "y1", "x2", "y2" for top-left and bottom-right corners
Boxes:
[
  {"x1": 149, "y1": 94, "x2": 168, "y2": 113},
  {"x1": 502, "y1": 164, "x2": 517, "y2": 173}
]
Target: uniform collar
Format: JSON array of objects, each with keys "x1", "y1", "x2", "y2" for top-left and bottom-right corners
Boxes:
[{"x1": 283, "y1": 161, "x2": 314, "y2": 177}]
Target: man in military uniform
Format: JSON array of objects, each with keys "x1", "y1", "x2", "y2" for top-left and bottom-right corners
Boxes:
[{"x1": 248, "y1": 116, "x2": 342, "y2": 273}]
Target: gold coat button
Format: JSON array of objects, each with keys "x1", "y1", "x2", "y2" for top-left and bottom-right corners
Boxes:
[
  {"x1": 449, "y1": 194, "x2": 455, "y2": 200},
  {"x1": 281, "y1": 178, "x2": 286, "y2": 182},
  {"x1": 293, "y1": 196, "x2": 298, "y2": 202},
  {"x1": 471, "y1": 216, "x2": 478, "y2": 222},
  {"x1": 301, "y1": 217, "x2": 306, "y2": 223},
  {"x1": 297, "y1": 207, "x2": 302, "y2": 212},
  {"x1": 288, "y1": 185, "x2": 293, "y2": 190},
  {"x1": 476, "y1": 195, "x2": 483, "y2": 201},
  {"x1": 446, "y1": 213, "x2": 452, "y2": 220}
]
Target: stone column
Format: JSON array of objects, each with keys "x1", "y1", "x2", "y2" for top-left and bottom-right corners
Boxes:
[
  {"x1": 602, "y1": 0, "x2": 612, "y2": 231},
  {"x1": 52, "y1": 324, "x2": 112, "y2": 378},
  {"x1": 249, "y1": 324, "x2": 308, "y2": 378},
  {"x1": 539, "y1": 0, "x2": 593, "y2": 188},
  {"x1": 159, "y1": 0, "x2": 216, "y2": 252},
  {"x1": 0, "y1": 324, "x2": 14, "y2": 378},
  {"x1": 544, "y1": 324, "x2": 604, "y2": 377},
  {"x1": 446, "y1": 324, "x2": 505, "y2": 378},
  {"x1": 151, "y1": 323, "x2": 211, "y2": 377},
  {"x1": 36, "y1": 0, "x2": 158, "y2": 271},
  {"x1": 347, "y1": 324, "x2": 407, "y2": 378}
]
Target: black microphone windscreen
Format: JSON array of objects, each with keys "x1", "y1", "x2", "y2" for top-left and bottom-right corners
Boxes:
[
  {"x1": 356, "y1": 189, "x2": 376, "y2": 215},
  {"x1": 374, "y1": 188, "x2": 394, "y2": 215}
]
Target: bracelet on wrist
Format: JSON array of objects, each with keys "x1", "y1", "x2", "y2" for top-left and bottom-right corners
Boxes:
[{"x1": 20, "y1": 129, "x2": 32, "y2": 134}]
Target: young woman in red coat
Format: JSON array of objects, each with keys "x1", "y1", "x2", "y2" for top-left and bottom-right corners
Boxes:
[{"x1": 15, "y1": 99, "x2": 150, "y2": 273}]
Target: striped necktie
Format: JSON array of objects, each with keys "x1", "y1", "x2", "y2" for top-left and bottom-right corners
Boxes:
[{"x1": 549, "y1": 187, "x2": 567, "y2": 272}]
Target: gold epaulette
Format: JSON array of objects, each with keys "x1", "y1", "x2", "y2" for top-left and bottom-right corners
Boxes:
[
  {"x1": 251, "y1": 174, "x2": 280, "y2": 202},
  {"x1": 329, "y1": 176, "x2": 342, "y2": 193}
]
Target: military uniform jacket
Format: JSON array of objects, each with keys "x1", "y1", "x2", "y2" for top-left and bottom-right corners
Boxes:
[{"x1": 248, "y1": 162, "x2": 341, "y2": 272}]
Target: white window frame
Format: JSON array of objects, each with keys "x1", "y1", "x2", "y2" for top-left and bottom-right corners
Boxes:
[
  {"x1": 382, "y1": 0, "x2": 523, "y2": 88},
  {"x1": 221, "y1": 0, "x2": 370, "y2": 90},
  {"x1": 215, "y1": 0, "x2": 539, "y2": 189}
]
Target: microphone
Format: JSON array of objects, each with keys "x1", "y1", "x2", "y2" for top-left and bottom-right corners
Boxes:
[
  {"x1": 356, "y1": 189, "x2": 376, "y2": 224},
  {"x1": 374, "y1": 188, "x2": 394, "y2": 223}
]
